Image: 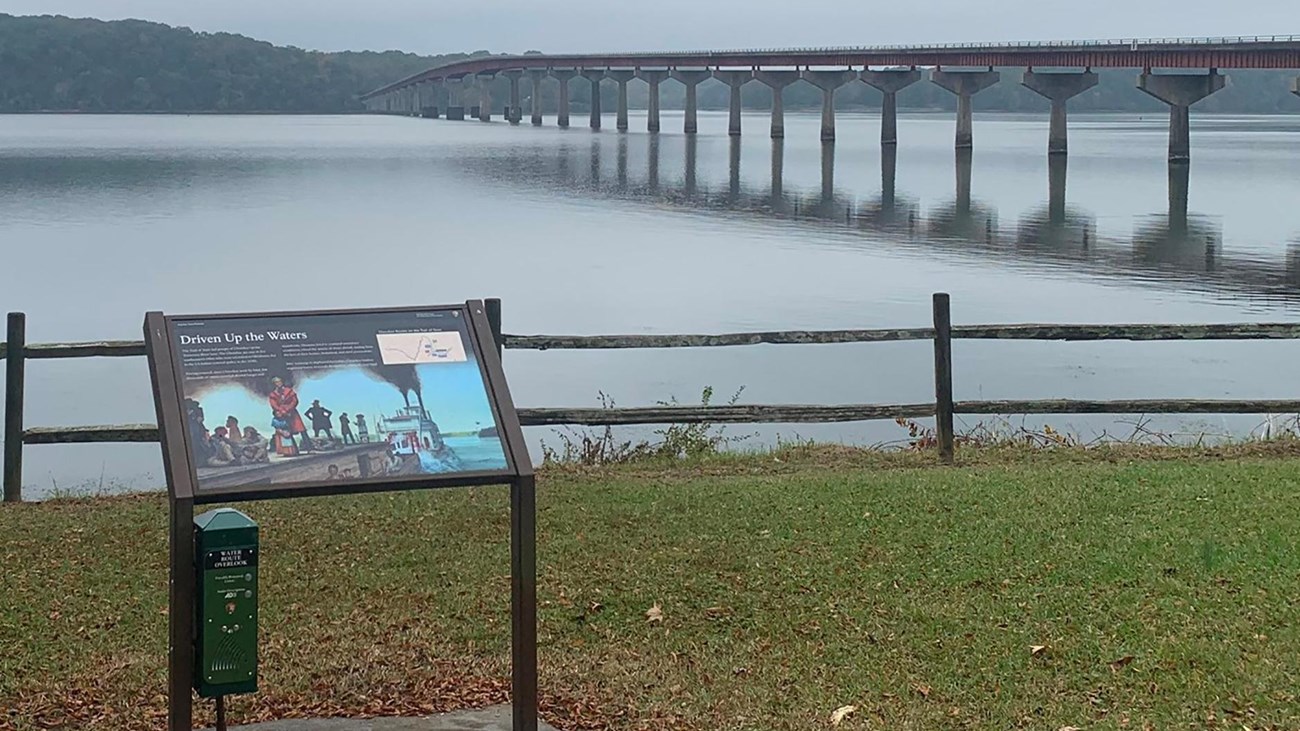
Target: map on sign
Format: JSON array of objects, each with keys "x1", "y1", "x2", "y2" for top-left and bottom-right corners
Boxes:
[{"x1": 376, "y1": 331, "x2": 468, "y2": 365}]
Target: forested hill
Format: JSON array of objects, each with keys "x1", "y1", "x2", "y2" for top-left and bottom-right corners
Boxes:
[
  {"x1": 0, "y1": 14, "x2": 476, "y2": 112},
  {"x1": 2, "y1": 14, "x2": 1298, "y2": 114}
]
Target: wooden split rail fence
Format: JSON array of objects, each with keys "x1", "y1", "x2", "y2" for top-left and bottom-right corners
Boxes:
[{"x1": 6, "y1": 294, "x2": 1300, "y2": 502}]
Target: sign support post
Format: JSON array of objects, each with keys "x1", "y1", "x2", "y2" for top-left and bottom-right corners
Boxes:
[
  {"x1": 168, "y1": 497, "x2": 195, "y2": 731},
  {"x1": 511, "y1": 474, "x2": 538, "y2": 731}
]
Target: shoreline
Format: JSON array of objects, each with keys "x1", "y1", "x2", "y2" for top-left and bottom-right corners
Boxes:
[{"x1": 4, "y1": 108, "x2": 1300, "y2": 117}]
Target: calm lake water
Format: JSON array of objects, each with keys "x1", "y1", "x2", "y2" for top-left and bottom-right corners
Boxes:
[{"x1": 3, "y1": 111, "x2": 1300, "y2": 497}]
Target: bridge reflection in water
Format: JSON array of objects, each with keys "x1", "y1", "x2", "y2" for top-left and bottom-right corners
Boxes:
[{"x1": 456, "y1": 134, "x2": 1300, "y2": 301}]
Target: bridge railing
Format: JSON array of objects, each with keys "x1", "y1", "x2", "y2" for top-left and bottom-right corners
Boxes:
[
  {"x1": 5, "y1": 295, "x2": 1300, "y2": 501},
  {"x1": 597, "y1": 36, "x2": 1300, "y2": 55}
]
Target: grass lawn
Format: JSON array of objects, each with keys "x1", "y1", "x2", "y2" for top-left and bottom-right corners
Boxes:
[{"x1": 2, "y1": 445, "x2": 1299, "y2": 730}]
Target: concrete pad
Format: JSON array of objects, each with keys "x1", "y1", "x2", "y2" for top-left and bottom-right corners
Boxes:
[{"x1": 226, "y1": 706, "x2": 557, "y2": 731}]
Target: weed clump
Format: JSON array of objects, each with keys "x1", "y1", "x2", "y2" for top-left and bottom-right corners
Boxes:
[{"x1": 541, "y1": 386, "x2": 750, "y2": 466}]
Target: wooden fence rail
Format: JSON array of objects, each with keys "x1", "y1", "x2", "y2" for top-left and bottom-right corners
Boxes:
[
  {"x1": 5, "y1": 294, "x2": 1300, "y2": 501},
  {"x1": 8, "y1": 322, "x2": 1300, "y2": 360}
]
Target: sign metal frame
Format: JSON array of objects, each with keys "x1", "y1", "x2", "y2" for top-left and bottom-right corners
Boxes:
[{"x1": 145, "y1": 300, "x2": 537, "y2": 731}]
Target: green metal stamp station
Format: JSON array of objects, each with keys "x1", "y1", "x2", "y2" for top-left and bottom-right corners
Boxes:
[{"x1": 194, "y1": 508, "x2": 259, "y2": 698}]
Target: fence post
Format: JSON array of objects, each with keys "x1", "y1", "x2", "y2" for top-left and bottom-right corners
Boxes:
[
  {"x1": 485, "y1": 298, "x2": 504, "y2": 357},
  {"x1": 4, "y1": 312, "x2": 26, "y2": 502},
  {"x1": 932, "y1": 294, "x2": 955, "y2": 464}
]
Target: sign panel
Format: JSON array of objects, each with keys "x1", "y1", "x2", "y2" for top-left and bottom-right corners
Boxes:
[{"x1": 150, "y1": 304, "x2": 521, "y2": 498}]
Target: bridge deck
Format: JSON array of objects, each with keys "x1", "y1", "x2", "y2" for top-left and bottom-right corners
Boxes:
[{"x1": 363, "y1": 36, "x2": 1300, "y2": 98}]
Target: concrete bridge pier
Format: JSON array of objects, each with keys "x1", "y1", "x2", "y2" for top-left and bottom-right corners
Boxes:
[
  {"x1": 1293, "y1": 77, "x2": 1300, "y2": 96},
  {"x1": 685, "y1": 135, "x2": 698, "y2": 195},
  {"x1": 428, "y1": 79, "x2": 449, "y2": 118},
  {"x1": 714, "y1": 70, "x2": 754, "y2": 136},
  {"x1": 647, "y1": 135, "x2": 660, "y2": 191},
  {"x1": 581, "y1": 69, "x2": 606, "y2": 130},
  {"x1": 502, "y1": 70, "x2": 524, "y2": 123},
  {"x1": 419, "y1": 82, "x2": 434, "y2": 117},
  {"x1": 551, "y1": 70, "x2": 576, "y2": 128},
  {"x1": 671, "y1": 69, "x2": 712, "y2": 134},
  {"x1": 802, "y1": 70, "x2": 858, "y2": 142},
  {"x1": 729, "y1": 136, "x2": 742, "y2": 197},
  {"x1": 1168, "y1": 160, "x2": 1191, "y2": 235},
  {"x1": 528, "y1": 70, "x2": 546, "y2": 125},
  {"x1": 476, "y1": 73, "x2": 495, "y2": 122},
  {"x1": 770, "y1": 138, "x2": 784, "y2": 202},
  {"x1": 1022, "y1": 70, "x2": 1099, "y2": 154},
  {"x1": 1137, "y1": 71, "x2": 1227, "y2": 162},
  {"x1": 930, "y1": 68, "x2": 1001, "y2": 149},
  {"x1": 956, "y1": 148, "x2": 974, "y2": 217},
  {"x1": 753, "y1": 71, "x2": 800, "y2": 139},
  {"x1": 445, "y1": 77, "x2": 466, "y2": 120},
  {"x1": 821, "y1": 141, "x2": 836, "y2": 201},
  {"x1": 607, "y1": 70, "x2": 637, "y2": 131},
  {"x1": 881, "y1": 143, "x2": 898, "y2": 212},
  {"x1": 1048, "y1": 153, "x2": 1068, "y2": 223},
  {"x1": 860, "y1": 68, "x2": 921, "y2": 145},
  {"x1": 637, "y1": 70, "x2": 669, "y2": 133}
]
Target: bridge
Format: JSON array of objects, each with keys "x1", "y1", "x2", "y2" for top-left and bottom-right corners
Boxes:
[{"x1": 360, "y1": 36, "x2": 1300, "y2": 161}]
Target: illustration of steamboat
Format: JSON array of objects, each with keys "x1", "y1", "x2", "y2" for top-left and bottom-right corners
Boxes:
[
  {"x1": 375, "y1": 390, "x2": 466, "y2": 473},
  {"x1": 377, "y1": 404, "x2": 445, "y2": 456}
]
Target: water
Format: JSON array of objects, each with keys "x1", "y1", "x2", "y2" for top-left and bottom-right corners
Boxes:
[{"x1": 3, "y1": 111, "x2": 1300, "y2": 498}]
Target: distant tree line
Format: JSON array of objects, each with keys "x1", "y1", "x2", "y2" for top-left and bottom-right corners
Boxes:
[
  {"x1": 2, "y1": 14, "x2": 1298, "y2": 114},
  {"x1": 0, "y1": 14, "x2": 482, "y2": 112}
]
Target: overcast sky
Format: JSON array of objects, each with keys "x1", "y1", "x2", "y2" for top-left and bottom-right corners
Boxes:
[{"x1": 5, "y1": 1, "x2": 1296, "y2": 56}]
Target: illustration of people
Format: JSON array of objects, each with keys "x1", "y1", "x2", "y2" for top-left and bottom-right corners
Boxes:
[
  {"x1": 326, "y1": 464, "x2": 343, "y2": 481},
  {"x1": 385, "y1": 447, "x2": 404, "y2": 474},
  {"x1": 268, "y1": 376, "x2": 309, "y2": 456},
  {"x1": 209, "y1": 427, "x2": 239, "y2": 467},
  {"x1": 339, "y1": 413, "x2": 357, "y2": 445},
  {"x1": 355, "y1": 414, "x2": 369, "y2": 443},
  {"x1": 304, "y1": 399, "x2": 335, "y2": 440},
  {"x1": 225, "y1": 415, "x2": 240, "y2": 443},
  {"x1": 185, "y1": 398, "x2": 214, "y2": 465},
  {"x1": 240, "y1": 426, "x2": 270, "y2": 464}
]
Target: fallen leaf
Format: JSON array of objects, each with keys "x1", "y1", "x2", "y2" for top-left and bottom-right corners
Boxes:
[
  {"x1": 645, "y1": 603, "x2": 663, "y2": 623},
  {"x1": 1110, "y1": 655, "x2": 1135, "y2": 670},
  {"x1": 1058, "y1": 726, "x2": 1083, "y2": 731},
  {"x1": 914, "y1": 684, "x2": 932, "y2": 698},
  {"x1": 830, "y1": 705, "x2": 856, "y2": 727},
  {"x1": 1030, "y1": 645, "x2": 1048, "y2": 657}
]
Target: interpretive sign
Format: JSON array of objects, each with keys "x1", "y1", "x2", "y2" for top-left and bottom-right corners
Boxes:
[
  {"x1": 149, "y1": 304, "x2": 523, "y2": 500},
  {"x1": 145, "y1": 301, "x2": 538, "y2": 731}
]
